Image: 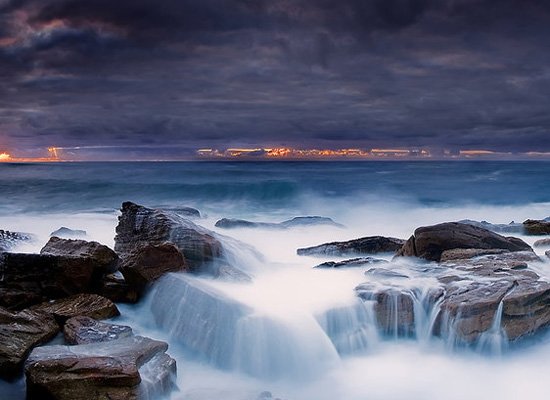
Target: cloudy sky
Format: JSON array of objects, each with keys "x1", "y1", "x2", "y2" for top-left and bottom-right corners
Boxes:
[{"x1": 1, "y1": 0, "x2": 549, "y2": 158}]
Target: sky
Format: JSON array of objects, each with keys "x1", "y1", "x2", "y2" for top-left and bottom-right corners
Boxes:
[{"x1": 1, "y1": 0, "x2": 550, "y2": 159}]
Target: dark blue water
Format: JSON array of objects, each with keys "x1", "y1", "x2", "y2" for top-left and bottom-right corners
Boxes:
[{"x1": 1, "y1": 161, "x2": 549, "y2": 214}]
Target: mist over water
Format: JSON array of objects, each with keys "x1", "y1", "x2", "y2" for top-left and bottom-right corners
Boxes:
[{"x1": 1, "y1": 161, "x2": 550, "y2": 400}]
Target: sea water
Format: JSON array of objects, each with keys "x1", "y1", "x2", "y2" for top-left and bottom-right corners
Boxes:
[{"x1": 1, "y1": 161, "x2": 550, "y2": 400}]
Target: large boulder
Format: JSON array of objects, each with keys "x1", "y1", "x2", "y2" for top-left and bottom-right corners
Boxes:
[
  {"x1": 0, "y1": 308, "x2": 59, "y2": 380},
  {"x1": 395, "y1": 222, "x2": 532, "y2": 262},
  {"x1": 25, "y1": 336, "x2": 176, "y2": 400},
  {"x1": 30, "y1": 294, "x2": 119, "y2": 324},
  {"x1": 115, "y1": 202, "x2": 223, "y2": 272},
  {"x1": 297, "y1": 236, "x2": 405, "y2": 256},
  {"x1": 523, "y1": 219, "x2": 550, "y2": 235},
  {"x1": 63, "y1": 316, "x2": 133, "y2": 345},
  {"x1": 40, "y1": 237, "x2": 118, "y2": 272},
  {"x1": 119, "y1": 243, "x2": 188, "y2": 292}
]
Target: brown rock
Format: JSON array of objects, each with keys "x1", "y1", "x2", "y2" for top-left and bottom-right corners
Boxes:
[
  {"x1": 439, "y1": 248, "x2": 510, "y2": 262},
  {"x1": 63, "y1": 316, "x2": 133, "y2": 345},
  {"x1": 25, "y1": 336, "x2": 176, "y2": 400},
  {"x1": 31, "y1": 294, "x2": 119, "y2": 324},
  {"x1": 297, "y1": 236, "x2": 405, "y2": 257},
  {"x1": 115, "y1": 202, "x2": 223, "y2": 271},
  {"x1": 0, "y1": 308, "x2": 59, "y2": 380},
  {"x1": 120, "y1": 243, "x2": 188, "y2": 291},
  {"x1": 98, "y1": 272, "x2": 140, "y2": 303},
  {"x1": 395, "y1": 222, "x2": 532, "y2": 262},
  {"x1": 523, "y1": 219, "x2": 550, "y2": 235},
  {"x1": 41, "y1": 237, "x2": 118, "y2": 273}
]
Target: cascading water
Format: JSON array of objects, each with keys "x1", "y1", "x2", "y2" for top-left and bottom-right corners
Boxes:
[{"x1": 476, "y1": 301, "x2": 508, "y2": 355}]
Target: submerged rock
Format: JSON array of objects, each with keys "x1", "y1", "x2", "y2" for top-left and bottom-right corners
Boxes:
[
  {"x1": 49, "y1": 227, "x2": 87, "y2": 239},
  {"x1": 30, "y1": 293, "x2": 119, "y2": 324},
  {"x1": 534, "y1": 238, "x2": 550, "y2": 247},
  {"x1": 115, "y1": 202, "x2": 223, "y2": 272},
  {"x1": 215, "y1": 216, "x2": 343, "y2": 229},
  {"x1": 0, "y1": 230, "x2": 32, "y2": 252},
  {"x1": 63, "y1": 316, "x2": 133, "y2": 345},
  {"x1": 314, "y1": 257, "x2": 387, "y2": 269},
  {"x1": 0, "y1": 308, "x2": 59, "y2": 380},
  {"x1": 25, "y1": 335, "x2": 176, "y2": 400},
  {"x1": 365, "y1": 268, "x2": 409, "y2": 279},
  {"x1": 523, "y1": 219, "x2": 550, "y2": 235},
  {"x1": 298, "y1": 236, "x2": 405, "y2": 257},
  {"x1": 395, "y1": 222, "x2": 532, "y2": 262}
]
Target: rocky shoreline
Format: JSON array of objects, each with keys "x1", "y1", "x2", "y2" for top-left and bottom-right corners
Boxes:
[{"x1": 1, "y1": 203, "x2": 550, "y2": 399}]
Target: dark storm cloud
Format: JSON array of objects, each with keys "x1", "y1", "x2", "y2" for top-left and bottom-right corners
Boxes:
[{"x1": 1, "y1": 0, "x2": 550, "y2": 156}]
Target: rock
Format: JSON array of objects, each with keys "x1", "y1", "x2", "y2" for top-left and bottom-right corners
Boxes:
[
  {"x1": 440, "y1": 248, "x2": 510, "y2": 262},
  {"x1": 98, "y1": 272, "x2": 140, "y2": 303},
  {"x1": 546, "y1": 250, "x2": 550, "y2": 259},
  {"x1": 174, "y1": 206, "x2": 201, "y2": 218},
  {"x1": 215, "y1": 216, "x2": 343, "y2": 229},
  {"x1": 40, "y1": 237, "x2": 118, "y2": 273},
  {"x1": 314, "y1": 257, "x2": 387, "y2": 269},
  {"x1": 523, "y1": 219, "x2": 550, "y2": 235},
  {"x1": 458, "y1": 219, "x2": 523, "y2": 233},
  {"x1": 25, "y1": 335, "x2": 176, "y2": 400},
  {"x1": 365, "y1": 268, "x2": 409, "y2": 279},
  {"x1": 119, "y1": 243, "x2": 188, "y2": 291},
  {"x1": 115, "y1": 202, "x2": 223, "y2": 271},
  {"x1": 395, "y1": 222, "x2": 532, "y2": 262},
  {"x1": 298, "y1": 236, "x2": 405, "y2": 257},
  {"x1": 50, "y1": 227, "x2": 87, "y2": 239},
  {"x1": 30, "y1": 294, "x2": 119, "y2": 324},
  {"x1": 534, "y1": 238, "x2": 550, "y2": 247},
  {"x1": 0, "y1": 252, "x2": 118, "y2": 310},
  {"x1": 64, "y1": 316, "x2": 133, "y2": 345},
  {"x1": 0, "y1": 229, "x2": 32, "y2": 252},
  {"x1": 0, "y1": 308, "x2": 59, "y2": 380}
]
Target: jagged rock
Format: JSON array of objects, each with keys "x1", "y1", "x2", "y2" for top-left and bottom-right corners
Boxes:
[
  {"x1": 458, "y1": 219, "x2": 523, "y2": 233},
  {"x1": 115, "y1": 202, "x2": 223, "y2": 271},
  {"x1": 30, "y1": 294, "x2": 119, "y2": 324},
  {"x1": 50, "y1": 227, "x2": 87, "y2": 239},
  {"x1": 0, "y1": 229, "x2": 32, "y2": 252},
  {"x1": 25, "y1": 336, "x2": 176, "y2": 400},
  {"x1": 0, "y1": 308, "x2": 59, "y2": 380},
  {"x1": 119, "y1": 243, "x2": 188, "y2": 291},
  {"x1": 297, "y1": 236, "x2": 405, "y2": 257},
  {"x1": 314, "y1": 257, "x2": 387, "y2": 269},
  {"x1": 64, "y1": 316, "x2": 133, "y2": 345},
  {"x1": 40, "y1": 237, "x2": 118, "y2": 273},
  {"x1": 215, "y1": 216, "x2": 343, "y2": 229},
  {"x1": 523, "y1": 219, "x2": 550, "y2": 235},
  {"x1": 395, "y1": 222, "x2": 532, "y2": 262},
  {"x1": 534, "y1": 238, "x2": 550, "y2": 247},
  {"x1": 0, "y1": 252, "x2": 117, "y2": 310}
]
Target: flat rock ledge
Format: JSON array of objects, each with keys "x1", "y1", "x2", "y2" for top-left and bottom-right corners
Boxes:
[
  {"x1": 25, "y1": 335, "x2": 176, "y2": 400},
  {"x1": 298, "y1": 236, "x2": 405, "y2": 257}
]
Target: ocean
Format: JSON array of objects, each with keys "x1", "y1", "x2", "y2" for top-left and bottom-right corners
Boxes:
[{"x1": 1, "y1": 161, "x2": 550, "y2": 400}]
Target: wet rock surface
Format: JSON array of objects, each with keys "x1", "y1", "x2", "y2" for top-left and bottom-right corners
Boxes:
[
  {"x1": 30, "y1": 293, "x2": 119, "y2": 324},
  {"x1": 298, "y1": 236, "x2": 405, "y2": 257},
  {"x1": 115, "y1": 202, "x2": 223, "y2": 272},
  {"x1": 63, "y1": 316, "x2": 133, "y2": 345},
  {"x1": 0, "y1": 308, "x2": 59, "y2": 380},
  {"x1": 523, "y1": 219, "x2": 550, "y2": 235},
  {"x1": 395, "y1": 222, "x2": 532, "y2": 262},
  {"x1": 41, "y1": 237, "x2": 118, "y2": 273},
  {"x1": 314, "y1": 257, "x2": 387, "y2": 269},
  {"x1": 119, "y1": 243, "x2": 188, "y2": 292},
  {"x1": 215, "y1": 216, "x2": 343, "y2": 229},
  {"x1": 25, "y1": 335, "x2": 176, "y2": 400},
  {"x1": 534, "y1": 238, "x2": 550, "y2": 247}
]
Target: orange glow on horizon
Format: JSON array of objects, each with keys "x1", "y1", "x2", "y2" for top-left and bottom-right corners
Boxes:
[{"x1": 0, "y1": 147, "x2": 62, "y2": 163}]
